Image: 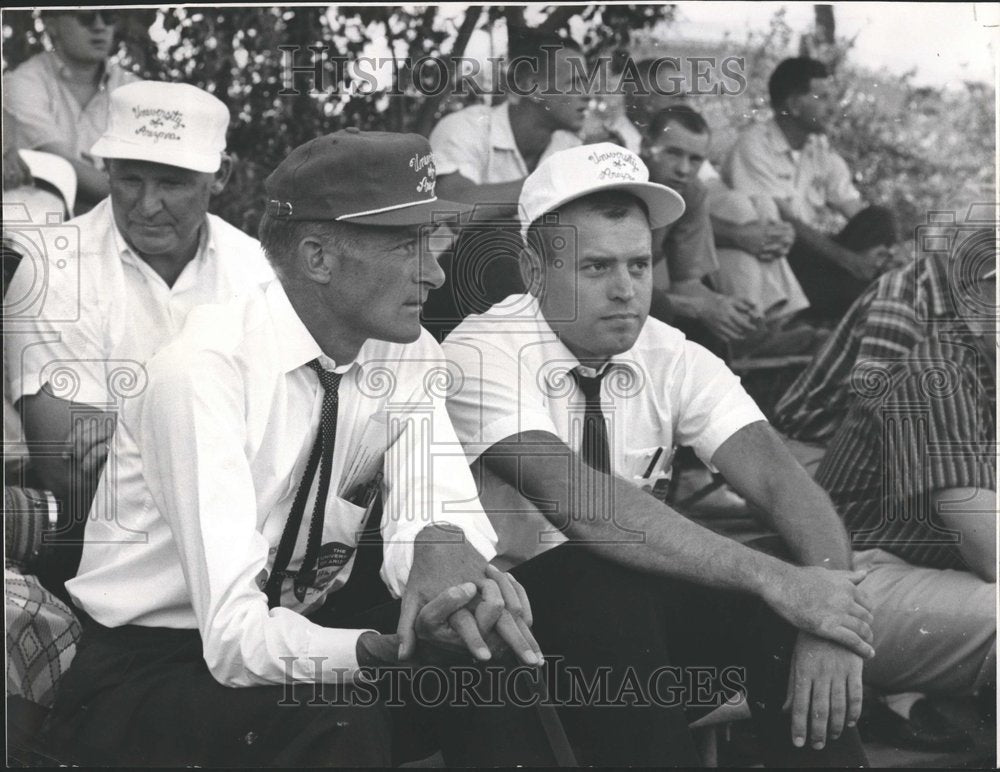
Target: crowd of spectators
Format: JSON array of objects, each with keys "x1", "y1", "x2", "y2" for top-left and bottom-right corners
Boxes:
[{"x1": 3, "y1": 10, "x2": 994, "y2": 766}]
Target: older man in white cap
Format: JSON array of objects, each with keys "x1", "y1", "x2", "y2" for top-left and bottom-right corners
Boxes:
[
  {"x1": 442, "y1": 142, "x2": 876, "y2": 765},
  {"x1": 4, "y1": 80, "x2": 272, "y2": 586}
]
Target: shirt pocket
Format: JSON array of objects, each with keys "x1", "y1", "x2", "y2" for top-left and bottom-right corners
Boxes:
[{"x1": 622, "y1": 446, "x2": 675, "y2": 502}]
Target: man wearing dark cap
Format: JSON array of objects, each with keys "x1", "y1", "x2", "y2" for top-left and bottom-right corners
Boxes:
[{"x1": 45, "y1": 130, "x2": 707, "y2": 767}]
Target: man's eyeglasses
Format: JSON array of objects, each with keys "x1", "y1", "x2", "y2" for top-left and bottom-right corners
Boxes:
[{"x1": 60, "y1": 10, "x2": 120, "y2": 26}]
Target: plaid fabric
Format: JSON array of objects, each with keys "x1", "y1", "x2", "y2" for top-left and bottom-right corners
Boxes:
[
  {"x1": 815, "y1": 338, "x2": 996, "y2": 569},
  {"x1": 774, "y1": 255, "x2": 953, "y2": 442},
  {"x1": 6, "y1": 567, "x2": 81, "y2": 707}
]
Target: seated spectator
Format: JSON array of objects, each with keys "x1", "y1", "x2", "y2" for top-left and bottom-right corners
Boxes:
[
  {"x1": 725, "y1": 56, "x2": 901, "y2": 322},
  {"x1": 642, "y1": 105, "x2": 816, "y2": 357},
  {"x1": 44, "y1": 129, "x2": 737, "y2": 767},
  {"x1": 814, "y1": 297, "x2": 995, "y2": 745},
  {"x1": 3, "y1": 138, "x2": 82, "y2": 759},
  {"x1": 423, "y1": 31, "x2": 587, "y2": 336},
  {"x1": 777, "y1": 238, "x2": 996, "y2": 748},
  {"x1": 774, "y1": 237, "x2": 978, "y2": 442},
  {"x1": 616, "y1": 61, "x2": 812, "y2": 349},
  {"x1": 4, "y1": 9, "x2": 138, "y2": 212},
  {"x1": 443, "y1": 143, "x2": 876, "y2": 765},
  {"x1": 4, "y1": 80, "x2": 273, "y2": 588},
  {"x1": 430, "y1": 31, "x2": 586, "y2": 214}
]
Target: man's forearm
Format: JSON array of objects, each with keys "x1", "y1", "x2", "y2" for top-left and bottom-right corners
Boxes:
[
  {"x1": 713, "y1": 422, "x2": 854, "y2": 570},
  {"x1": 785, "y1": 216, "x2": 866, "y2": 275},
  {"x1": 483, "y1": 441, "x2": 793, "y2": 596},
  {"x1": 754, "y1": 471, "x2": 854, "y2": 570},
  {"x1": 710, "y1": 215, "x2": 744, "y2": 250},
  {"x1": 562, "y1": 467, "x2": 796, "y2": 595}
]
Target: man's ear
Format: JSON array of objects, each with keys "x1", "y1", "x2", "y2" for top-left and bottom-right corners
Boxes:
[
  {"x1": 519, "y1": 244, "x2": 544, "y2": 296},
  {"x1": 296, "y1": 232, "x2": 333, "y2": 285},
  {"x1": 210, "y1": 155, "x2": 234, "y2": 195}
]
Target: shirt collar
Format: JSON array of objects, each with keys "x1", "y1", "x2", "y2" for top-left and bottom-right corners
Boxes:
[
  {"x1": 490, "y1": 103, "x2": 519, "y2": 152},
  {"x1": 765, "y1": 118, "x2": 828, "y2": 156},
  {"x1": 523, "y1": 293, "x2": 637, "y2": 380},
  {"x1": 265, "y1": 280, "x2": 369, "y2": 377},
  {"x1": 110, "y1": 204, "x2": 214, "y2": 270},
  {"x1": 49, "y1": 50, "x2": 111, "y2": 89}
]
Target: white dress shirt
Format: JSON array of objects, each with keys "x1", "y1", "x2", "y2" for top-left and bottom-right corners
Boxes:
[
  {"x1": 4, "y1": 197, "x2": 274, "y2": 409},
  {"x1": 442, "y1": 293, "x2": 765, "y2": 567},
  {"x1": 67, "y1": 280, "x2": 497, "y2": 686},
  {"x1": 430, "y1": 102, "x2": 582, "y2": 184},
  {"x1": 724, "y1": 119, "x2": 862, "y2": 228}
]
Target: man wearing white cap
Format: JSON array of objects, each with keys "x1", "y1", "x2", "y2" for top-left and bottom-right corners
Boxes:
[
  {"x1": 4, "y1": 80, "x2": 272, "y2": 585},
  {"x1": 43, "y1": 129, "x2": 747, "y2": 767},
  {"x1": 443, "y1": 142, "x2": 876, "y2": 764}
]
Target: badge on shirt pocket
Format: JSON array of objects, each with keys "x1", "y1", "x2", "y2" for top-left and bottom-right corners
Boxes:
[{"x1": 624, "y1": 446, "x2": 676, "y2": 502}]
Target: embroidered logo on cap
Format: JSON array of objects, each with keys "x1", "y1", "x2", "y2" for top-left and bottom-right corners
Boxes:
[
  {"x1": 587, "y1": 148, "x2": 643, "y2": 182},
  {"x1": 132, "y1": 106, "x2": 187, "y2": 144},
  {"x1": 409, "y1": 151, "x2": 436, "y2": 195}
]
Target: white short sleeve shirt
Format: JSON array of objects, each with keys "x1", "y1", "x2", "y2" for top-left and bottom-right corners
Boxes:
[
  {"x1": 724, "y1": 119, "x2": 862, "y2": 227},
  {"x1": 430, "y1": 103, "x2": 582, "y2": 184},
  {"x1": 442, "y1": 294, "x2": 765, "y2": 565}
]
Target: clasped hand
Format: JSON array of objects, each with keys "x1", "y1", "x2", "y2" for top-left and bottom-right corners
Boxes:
[{"x1": 397, "y1": 527, "x2": 543, "y2": 667}]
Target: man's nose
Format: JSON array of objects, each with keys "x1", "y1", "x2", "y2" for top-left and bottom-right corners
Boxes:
[
  {"x1": 609, "y1": 265, "x2": 637, "y2": 301},
  {"x1": 136, "y1": 184, "x2": 165, "y2": 216},
  {"x1": 419, "y1": 250, "x2": 446, "y2": 291}
]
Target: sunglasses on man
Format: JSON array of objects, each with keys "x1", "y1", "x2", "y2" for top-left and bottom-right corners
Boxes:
[{"x1": 53, "y1": 10, "x2": 120, "y2": 26}]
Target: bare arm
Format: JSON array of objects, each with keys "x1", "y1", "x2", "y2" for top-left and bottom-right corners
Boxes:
[
  {"x1": 19, "y1": 387, "x2": 114, "y2": 503},
  {"x1": 780, "y1": 212, "x2": 878, "y2": 282},
  {"x1": 711, "y1": 216, "x2": 794, "y2": 261},
  {"x1": 934, "y1": 487, "x2": 997, "y2": 582},
  {"x1": 712, "y1": 421, "x2": 854, "y2": 570},
  {"x1": 477, "y1": 431, "x2": 874, "y2": 657}
]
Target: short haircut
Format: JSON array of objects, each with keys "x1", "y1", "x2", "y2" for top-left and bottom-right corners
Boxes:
[
  {"x1": 257, "y1": 214, "x2": 364, "y2": 279},
  {"x1": 508, "y1": 29, "x2": 582, "y2": 62},
  {"x1": 507, "y1": 29, "x2": 583, "y2": 92},
  {"x1": 768, "y1": 57, "x2": 829, "y2": 110},
  {"x1": 526, "y1": 190, "x2": 649, "y2": 262},
  {"x1": 647, "y1": 104, "x2": 709, "y2": 140}
]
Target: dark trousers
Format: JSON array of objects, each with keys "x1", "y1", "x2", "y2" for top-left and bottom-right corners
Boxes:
[
  {"x1": 788, "y1": 205, "x2": 897, "y2": 322},
  {"x1": 45, "y1": 544, "x2": 867, "y2": 767}
]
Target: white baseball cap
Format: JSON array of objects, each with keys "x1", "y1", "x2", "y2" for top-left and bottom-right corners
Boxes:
[
  {"x1": 518, "y1": 142, "x2": 685, "y2": 242},
  {"x1": 90, "y1": 81, "x2": 229, "y2": 173}
]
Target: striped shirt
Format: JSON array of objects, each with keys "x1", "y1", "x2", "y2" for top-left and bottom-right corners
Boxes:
[
  {"x1": 774, "y1": 255, "x2": 954, "y2": 442},
  {"x1": 815, "y1": 337, "x2": 996, "y2": 569}
]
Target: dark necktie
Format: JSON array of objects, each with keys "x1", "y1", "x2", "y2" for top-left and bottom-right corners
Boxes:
[
  {"x1": 571, "y1": 367, "x2": 611, "y2": 475},
  {"x1": 265, "y1": 359, "x2": 342, "y2": 608}
]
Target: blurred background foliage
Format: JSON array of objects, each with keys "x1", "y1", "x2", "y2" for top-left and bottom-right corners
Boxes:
[{"x1": 2, "y1": 5, "x2": 993, "y2": 242}]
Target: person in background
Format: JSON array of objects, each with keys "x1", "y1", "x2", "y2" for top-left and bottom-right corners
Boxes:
[
  {"x1": 423, "y1": 31, "x2": 588, "y2": 336},
  {"x1": 642, "y1": 104, "x2": 816, "y2": 358},
  {"x1": 4, "y1": 9, "x2": 139, "y2": 213},
  {"x1": 4, "y1": 81, "x2": 273, "y2": 590},
  {"x1": 725, "y1": 56, "x2": 901, "y2": 322},
  {"x1": 812, "y1": 258, "x2": 995, "y2": 750}
]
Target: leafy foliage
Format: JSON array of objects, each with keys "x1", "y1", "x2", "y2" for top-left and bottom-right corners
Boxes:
[
  {"x1": 3, "y1": 5, "x2": 991, "y2": 242},
  {"x1": 3, "y1": 5, "x2": 672, "y2": 233}
]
